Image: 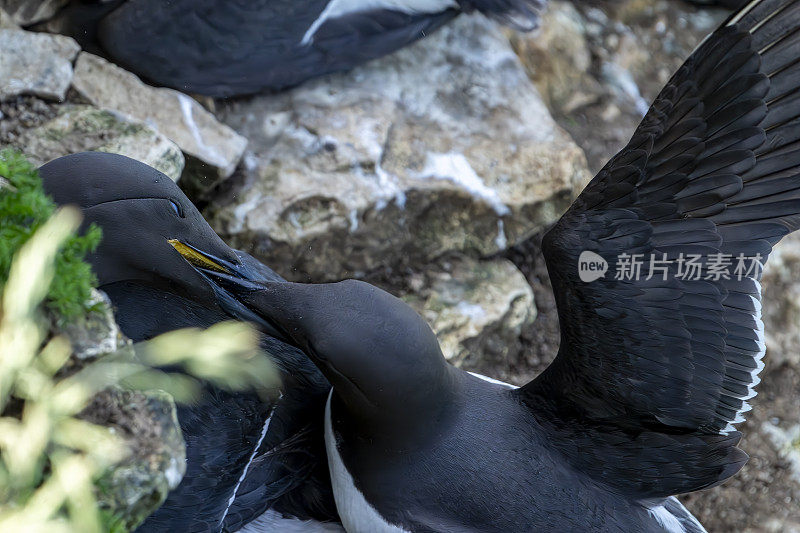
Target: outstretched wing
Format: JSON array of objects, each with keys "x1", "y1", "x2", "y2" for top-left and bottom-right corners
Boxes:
[{"x1": 521, "y1": 0, "x2": 800, "y2": 498}]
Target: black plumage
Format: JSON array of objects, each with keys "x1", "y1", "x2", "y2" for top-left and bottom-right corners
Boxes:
[
  {"x1": 39, "y1": 153, "x2": 339, "y2": 532},
  {"x1": 41, "y1": 0, "x2": 544, "y2": 97},
  {"x1": 525, "y1": 0, "x2": 800, "y2": 499},
  {"x1": 685, "y1": 0, "x2": 750, "y2": 8},
  {"x1": 206, "y1": 0, "x2": 800, "y2": 530}
]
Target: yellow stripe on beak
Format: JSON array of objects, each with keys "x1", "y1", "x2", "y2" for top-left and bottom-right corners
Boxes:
[{"x1": 168, "y1": 239, "x2": 230, "y2": 274}]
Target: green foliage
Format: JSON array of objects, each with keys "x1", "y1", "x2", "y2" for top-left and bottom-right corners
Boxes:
[
  {"x1": 0, "y1": 209, "x2": 118, "y2": 533},
  {"x1": 0, "y1": 209, "x2": 277, "y2": 532},
  {"x1": 0, "y1": 150, "x2": 102, "y2": 319},
  {"x1": 0, "y1": 174, "x2": 278, "y2": 531}
]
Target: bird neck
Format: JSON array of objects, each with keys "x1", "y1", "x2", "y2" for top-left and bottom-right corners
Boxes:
[
  {"x1": 328, "y1": 363, "x2": 464, "y2": 448},
  {"x1": 100, "y1": 281, "x2": 227, "y2": 342}
]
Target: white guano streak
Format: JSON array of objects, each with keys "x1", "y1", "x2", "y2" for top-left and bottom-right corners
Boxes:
[
  {"x1": 418, "y1": 152, "x2": 510, "y2": 216},
  {"x1": 177, "y1": 93, "x2": 228, "y2": 169}
]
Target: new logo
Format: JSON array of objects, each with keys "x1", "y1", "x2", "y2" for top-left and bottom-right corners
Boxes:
[{"x1": 578, "y1": 251, "x2": 608, "y2": 282}]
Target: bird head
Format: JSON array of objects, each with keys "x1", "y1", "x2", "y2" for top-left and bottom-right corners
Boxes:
[
  {"x1": 39, "y1": 152, "x2": 254, "y2": 308},
  {"x1": 201, "y1": 274, "x2": 456, "y2": 430}
]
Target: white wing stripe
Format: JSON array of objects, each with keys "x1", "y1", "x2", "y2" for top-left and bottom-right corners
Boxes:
[
  {"x1": 302, "y1": 0, "x2": 458, "y2": 44},
  {"x1": 221, "y1": 395, "x2": 281, "y2": 525}
]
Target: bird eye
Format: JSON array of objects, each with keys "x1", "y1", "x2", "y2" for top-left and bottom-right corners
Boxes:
[{"x1": 169, "y1": 200, "x2": 184, "y2": 218}]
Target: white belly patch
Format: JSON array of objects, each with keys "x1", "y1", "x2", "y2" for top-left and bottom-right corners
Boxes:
[{"x1": 324, "y1": 391, "x2": 411, "y2": 533}]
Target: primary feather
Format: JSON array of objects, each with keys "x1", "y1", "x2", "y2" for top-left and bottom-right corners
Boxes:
[{"x1": 522, "y1": 0, "x2": 800, "y2": 499}]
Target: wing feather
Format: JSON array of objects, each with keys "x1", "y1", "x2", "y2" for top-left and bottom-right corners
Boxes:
[{"x1": 520, "y1": 0, "x2": 800, "y2": 498}]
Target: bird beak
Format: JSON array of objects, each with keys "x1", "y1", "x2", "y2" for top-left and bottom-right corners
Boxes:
[
  {"x1": 167, "y1": 239, "x2": 291, "y2": 343},
  {"x1": 166, "y1": 238, "x2": 261, "y2": 292},
  {"x1": 168, "y1": 239, "x2": 233, "y2": 275}
]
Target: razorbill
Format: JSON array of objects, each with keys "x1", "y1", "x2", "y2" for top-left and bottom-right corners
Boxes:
[
  {"x1": 39, "y1": 152, "x2": 342, "y2": 532},
  {"x1": 39, "y1": 0, "x2": 544, "y2": 97},
  {"x1": 198, "y1": 0, "x2": 800, "y2": 530}
]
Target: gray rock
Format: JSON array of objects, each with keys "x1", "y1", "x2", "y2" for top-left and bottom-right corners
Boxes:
[
  {"x1": 511, "y1": 1, "x2": 594, "y2": 112},
  {"x1": 403, "y1": 257, "x2": 535, "y2": 369},
  {"x1": 211, "y1": 14, "x2": 589, "y2": 281},
  {"x1": 0, "y1": 28, "x2": 79, "y2": 101},
  {"x1": 55, "y1": 289, "x2": 128, "y2": 361},
  {"x1": 0, "y1": 0, "x2": 66, "y2": 25},
  {"x1": 71, "y1": 52, "x2": 247, "y2": 182},
  {"x1": 21, "y1": 104, "x2": 184, "y2": 181},
  {"x1": 83, "y1": 387, "x2": 186, "y2": 532}
]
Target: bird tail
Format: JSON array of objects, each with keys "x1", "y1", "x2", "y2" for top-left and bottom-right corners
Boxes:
[
  {"x1": 458, "y1": 0, "x2": 545, "y2": 30},
  {"x1": 661, "y1": 497, "x2": 708, "y2": 533}
]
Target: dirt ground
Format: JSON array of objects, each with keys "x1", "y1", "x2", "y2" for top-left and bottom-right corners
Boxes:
[{"x1": 0, "y1": 95, "x2": 58, "y2": 148}]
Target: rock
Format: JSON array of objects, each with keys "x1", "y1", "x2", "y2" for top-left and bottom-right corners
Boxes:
[
  {"x1": 0, "y1": 7, "x2": 18, "y2": 29},
  {"x1": 0, "y1": 0, "x2": 66, "y2": 25},
  {"x1": 608, "y1": 0, "x2": 726, "y2": 98},
  {"x1": 51, "y1": 290, "x2": 186, "y2": 530},
  {"x1": 402, "y1": 257, "x2": 535, "y2": 372},
  {"x1": 0, "y1": 29, "x2": 79, "y2": 101},
  {"x1": 762, "y1": 422, "x2": 800, "y2": 485},
  {"x1": 54, "y1": 289, "x2": 128, "y2": 361},
  {"x1": 510, "y1": 1, "x2": 594, "y2": 112},
  {"x1": 0, "y1": 96, "x2": 60, "y2": 149},
  {"x1": 71, "y1": 53, "x2": 247, "y2": 183},
  {"x1": 762, "y1": 234, "x2": 800, "y2": 368},
  {"x1": 20, "y1": 104, "x2": 184, "y2": 181},
  {"x1": 211, "y1": 14, "x2": 589, "y2": 281},
  {"x1": 83, "y1": 387, "x2": 186, "y2": 532},
  {"x1": 512, "y1": 0, "x2": 726, "y2": 173}
]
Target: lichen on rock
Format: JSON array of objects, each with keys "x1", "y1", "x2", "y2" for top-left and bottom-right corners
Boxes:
[
  {"x1": 20, "y1": 105, "x2": 184, "y2": 181},
  {"x1": 85, "y1": 387, "x2": 186, "y2": 532}
]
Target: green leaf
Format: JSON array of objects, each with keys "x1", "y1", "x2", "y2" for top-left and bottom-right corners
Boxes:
[{"x1": 0, "y1": 150, "x2": 102, "y2": 320}]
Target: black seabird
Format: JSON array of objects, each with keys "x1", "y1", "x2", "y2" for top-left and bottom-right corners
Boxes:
[
  {"x1": 687, "y1": 0, "x2": 750, "y2": 8},
  {"x1": 42, "y1": 0, "x2": 543, "y2": 97},
  {"x1": 200, "y1": 0, "x2": 800, "y2": 530},
  {"x1": 39, "y1": 152, "x2": 342, "y2": 532}
]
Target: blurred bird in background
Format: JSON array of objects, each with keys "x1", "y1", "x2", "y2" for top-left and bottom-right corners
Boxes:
[{"x1": 36, "y1": 0, "x2": 545, "y2": 96}]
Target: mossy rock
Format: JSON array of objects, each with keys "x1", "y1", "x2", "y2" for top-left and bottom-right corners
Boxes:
[
  {"x1": 20, "y1": 105, "x2": 184, "y2": 181},
  {"x1": 85, "y1": 387, "x2": 186, "y2": 532}
]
